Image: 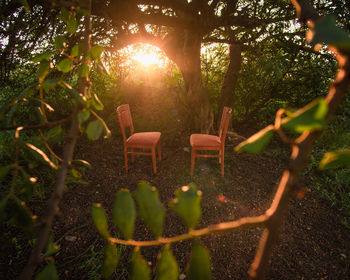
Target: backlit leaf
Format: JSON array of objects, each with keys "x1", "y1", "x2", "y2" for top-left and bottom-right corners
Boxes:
[
  {"x1": 41, "y1": 78, "x2": 59, "y2": 93},
  {"x1": 319, "y1": 149, "x2": 350, "y2": 170},
  {"x1": 25, "y1": 143, "x2": 58, "y2": 169},
  {"x1": 58, "y1": 7, "x2": 69, "y2": 23},
  {"x1": 130, "y1": 249, "x2": 151, "y2": 280},
  {"x1": 169, "y1": 184, "x2": 201, "y2": 229},
  {"x1": 78, "y1": 109, "x2": 90, "y2": 124},
  {"x1": 45, "y1": 125, "x2": 63, "y2": 140},
  {"x1": 66, "y1": 17, "x2": 78, "y2": 34},
  {"x1": 45, "y1": 236, "x2": 60, "y2": 257},
  {"x1": 86, "y1": 119, "x2": 104, "y2": 140},
  {"x1": 112, "y1": 189, "x2": 136, "y2": 240},
  {"x1": 79, "y1": 63, "x2": 90, "y2": 78},
  {"x1": 309, "y1": 15, "x2": 350, "y2": 50},
  {"x1": 134, "y1": 181, "x2": 165, "y2": 237},
  {"x1": 35, "y1": 262, "x2": 58, "y2": 280},
  {"x1": 57, "y1": 58, "x2": 73, "y2": 73},
  {"x1": 156, "y1": 247, "x2": 179, "y2": 280},
  {"x1": 71, "y1": 43, "x2": 83, "y2": 57},
  {"x1": 235, "y1": 125, "x2": 274, "y2": 154},
  {"x1": 92, "y1": 94, "x2": 104, "y2": 111},
  {"x1": 33, "y1": 52, "x2": 51, "y2": 63},
  {"x1": 102, "y1": 242, "x2": 119, "y2": 279},
  {"x1": 76, "y1": 8, "x2": 90, "y2": 16},
  {"x1": 37, "y1": 60, "x2": 50, "y2": 81},
  {"x1": 70, "y1": 168, "x2": 82, "y2": 179},
  {"x1": 72, "y1": 159, "x2": 92, "y2": 169},
  {"x1": 282, "y1": 99, "x2": 328, "y2": 133},
  {"x1": 91, "y1": 203, "x2": 110, "y2": 239},
  {"x1": 90, "y1": 45, "x2": 104, "y2": 59},
  {"x1": 187, "y1": 240, "x2": 212, "y2": 280},
  {"x1": 54, "y1": 35, "x2": 66, "y2": 49}
]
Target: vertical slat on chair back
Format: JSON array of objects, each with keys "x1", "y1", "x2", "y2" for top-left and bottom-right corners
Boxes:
[
  {"x1": 218, "y1": 106, "x2": 232, "y2": 144},
  {"x1": 116, "y1": 104, "x2": 134, "y2": 142}
]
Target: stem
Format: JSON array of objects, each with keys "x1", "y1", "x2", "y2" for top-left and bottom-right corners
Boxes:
[{"x1": 109, "y1": 215, "x2": 268, "y2": 247}]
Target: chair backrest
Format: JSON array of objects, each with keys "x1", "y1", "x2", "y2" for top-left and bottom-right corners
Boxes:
[
  {"x1": 218, "y1": 106, "x2": 232, "y2": 145},
  {"x1": 116, "y1": 104, "x2": 134, "y2": 143}
]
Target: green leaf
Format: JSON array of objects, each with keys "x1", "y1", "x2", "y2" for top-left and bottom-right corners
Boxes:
[
  {"x1": 57, "y1": 58, "x2": 73, "y2": 73},
  {"x1": 35, "y1": 262, "x2": 58, "y2": 280},
  {"x1": 0, "y1": 197, "x2": 8, "y2": 222},
  {"x1": 37, "y1": 60, "x2": 50, "y2": 81},
  {"x1": 134, "y1": 181, "x2": 165, "y2": 237},
  {"x1": 187, "y1": 241, "x2": 212, "y2": 280},
  {"x1": 310, "y1": 15, "x2": 350, "y2": 50},
  {"x1": 0, "y1": 164, "x2": 14, "y2": 183},
  {"x1": 70, "y1": 168, "x2": 82, "y2": 179},
  {"x1": 92, "y1": 94, "x2": 104, "y2": 111},
  {"x1": 54, "y1": 35, "x2": 66, "y2": 49},
  {"x1": 45, "y1": 125, "x2": 63, "y2": 140},
  {"x1": 33, "y1": 52, "x2": 51, "y2": 63},
  {"x1": 91, "y1": 203, "x2": 110, "y2": 239},
  {"x1": 72, "y1": 159, "x2": 92, "y2": 169},
  {"x1": 12, "y1": 197, "x2": 33, "y2": 229},
  {"x1": 18, "y1": 0, "x2": 30, "y2": 12},
  {"x1": 155, "y1": 247, "x2": 179, "y2": 280},
  {"x1": 130, "y1": 249, "x2": 151, "y2": 280},
  {"x1": 90, "y1": 45, "x2": 104, "y2": 59},
  {"x1": 282, "y1": 99, "x2": 328, "y2": 133},
  {"x1": 71, "y1": 43, "x2": 83, "y2": 57},
  {"x1": 102, "y1": 242, "x2": 119, "y2": 279},
  {"x1": 45, "y1": 236, "x2": 60, "y2": 257},
  {"x1": 79, "y1": 63, "x2": 90, "y2": 78},
  {"x1": 41, "y1": 78, "x2": 59, "y2": 93},
  {"x1": 86, "y1": 119, "x2": 104, "y2": 140},
  {"x1": 235, "y1": 125, "x2": 274, "y2": 154},
  {"x1": 24, "y1": 143, "x2": 58, "y2": 169},
  {"x1": 319, "y1": 149, "x2": 350, "y2": 170},
  {"x1": 78, "y1": 109, "x2": 90, "y2": 124},
  {"x1": 66, "y1": 17, "x2": 78, "y2": 34},
  {"x1": 58, "y1": 7, "x2": 70, "y2": 23},
  {"x1": 169, "y1": 184, "x2": 202, "y2": 229},
  {"x1": 76, "y1": 8, "x2": 90, "y2": 16},
  {"x1": 112, "y1": 189, "x2": 136, "y2": 240}
]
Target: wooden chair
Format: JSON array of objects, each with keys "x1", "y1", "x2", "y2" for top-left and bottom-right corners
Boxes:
[
  {"x1": 190, "y1": 106, "x2": 232, "y2": 177},
  {"x1": 116, "y1": 104, "x2": 161, "y2": 174}
]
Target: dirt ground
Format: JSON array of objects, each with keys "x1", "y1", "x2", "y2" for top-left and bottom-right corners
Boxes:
[{"x1": 1, "y1": 94, "x2": 350, "y2": 279}]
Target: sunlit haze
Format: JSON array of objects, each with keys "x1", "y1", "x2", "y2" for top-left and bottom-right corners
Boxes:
[{"x1": 121, "y1": 43, "x2": 168, "y2": 68}]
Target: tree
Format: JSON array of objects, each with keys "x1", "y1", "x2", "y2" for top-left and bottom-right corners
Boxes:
[{"x1": 1, "y1": 1, "x2": 350, "y2": 279}]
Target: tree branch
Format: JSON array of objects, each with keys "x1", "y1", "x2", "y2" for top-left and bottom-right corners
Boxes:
[{"x1": 248, "y1": 1, "x2": 350, "y2": 279}]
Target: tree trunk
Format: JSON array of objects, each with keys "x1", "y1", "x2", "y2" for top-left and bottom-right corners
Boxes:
[
  {"x1": 172, "y1": 31, "x2": 213, "y2": 133},
  {"x1": 217, "y1": 43, "x2": 242, "y2": 128}
]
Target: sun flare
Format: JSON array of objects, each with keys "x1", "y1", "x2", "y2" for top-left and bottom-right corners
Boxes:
[
  {"x1": 123, "y1": 43, "x2": 168, "y2": 68},
  {"x1": 133, "y1": 52, "x2": 162, "y2": 67}
]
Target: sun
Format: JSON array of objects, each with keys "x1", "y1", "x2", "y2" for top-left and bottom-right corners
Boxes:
[
  {"x1": 133, "y1": 52, "x2": 161, "y2": 67},
  {"x1": 126, "y1": 43, "x2": 168, "y2": 68}
]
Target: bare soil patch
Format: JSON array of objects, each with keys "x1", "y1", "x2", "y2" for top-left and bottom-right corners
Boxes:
[{"x1": 1, "y1": 96, "x2": 349, "y2": 279}]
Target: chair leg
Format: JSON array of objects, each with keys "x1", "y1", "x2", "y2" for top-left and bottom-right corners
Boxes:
[
  {"x1": 157, "y1": 141, "x2": 161, "y2": 161},
  {"x1": 220, "y1": 148, "x2": 224, "y2": 177},
  {"x1": 131, "y1": 148, "x2": 135, "y2": 163},
  {"x1": 152, "y1": 147, "x2": 157, "y2": 174},
  {"x1": 124, "y1": 147, "x2": 128, "y2": 173},
  {"x1": 190, "y1": 148, "x2": 195, "y2": 176}
]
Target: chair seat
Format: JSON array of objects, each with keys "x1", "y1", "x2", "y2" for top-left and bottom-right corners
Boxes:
[
  {"x1": 190, "y1": 134, "x2": 221, "y2": 148},
  {"x1": 127, "y1": 132, "x2": 161, "y2": 147}
]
